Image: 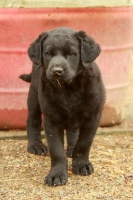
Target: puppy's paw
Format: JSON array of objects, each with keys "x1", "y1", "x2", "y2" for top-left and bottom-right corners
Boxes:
[
  {"x1": 72, "y1": 160, "x2": 94, "y2": 175},
  {"x1": 28, "y1": 141, "x2": 48, "y2": 156},
  {"x1": 66, "y1": 148, "x2": 73, "y2": 158},
  {"x1": 45, "y1": 169, "x2": 68, "y2": 186}
]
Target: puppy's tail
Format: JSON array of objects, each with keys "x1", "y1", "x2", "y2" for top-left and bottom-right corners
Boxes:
[{"x1": 19, "y1": 73, "x2": 31, "y2": 83}]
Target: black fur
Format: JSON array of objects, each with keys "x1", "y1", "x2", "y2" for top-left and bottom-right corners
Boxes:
[
  {"x1": 19, "y1": 73, "x2": 31, "y2": 83},
  {"x1": 20, "y1": 27, "x2": 105, "y2": 186}
]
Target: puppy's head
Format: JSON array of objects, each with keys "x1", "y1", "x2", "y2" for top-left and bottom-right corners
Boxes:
[{"x1": 28, "y1": 27, "x2": 100, "y2": 84}]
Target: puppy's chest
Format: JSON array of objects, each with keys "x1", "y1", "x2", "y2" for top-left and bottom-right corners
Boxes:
[
  {"x1": 57, "y1": 90, "x2": 89, "y2": 129},
  {"x1": 43, "y1": 82, "x2": 91, "y2": 119},
  {"x1": 58, "y1": 90, "x2": 82, "y2": 110}
]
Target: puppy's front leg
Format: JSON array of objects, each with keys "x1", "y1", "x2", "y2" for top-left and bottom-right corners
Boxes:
[
  {"x1": 44, "y1": 119, "x2": 68, "y2": 186},
  {"x1": 72, "y1": 113, "x2": 101, "y2": 175}
]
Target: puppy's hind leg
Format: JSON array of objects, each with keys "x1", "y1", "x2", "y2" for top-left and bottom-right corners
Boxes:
[
  {"x1": 27, "y1": 86, "x2": 48, "y2": 155},
  {"x1": 66, "y1": 129, "x2": 79, "y2": 158}
]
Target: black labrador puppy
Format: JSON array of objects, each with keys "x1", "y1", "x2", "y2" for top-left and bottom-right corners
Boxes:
[{"x1": 20, "y1": 27, "x2": 105, "y2": 186}]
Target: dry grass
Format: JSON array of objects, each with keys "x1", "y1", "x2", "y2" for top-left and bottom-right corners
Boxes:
[{"x1": 0, "y1": 129, "x2": 133, "y2": 200}]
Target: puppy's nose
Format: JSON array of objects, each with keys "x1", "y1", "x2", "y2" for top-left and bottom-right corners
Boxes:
[{"x1": 51, "y1": 67, "x2": 63, "y2": 76}]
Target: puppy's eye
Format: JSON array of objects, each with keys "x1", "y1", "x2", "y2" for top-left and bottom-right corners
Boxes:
[
  {"x1": 45, "y1": 51, "x2": 51, "y2": 56},
  {"x1": 68, "y1": 51, "x2": 77, "y2": 56}
]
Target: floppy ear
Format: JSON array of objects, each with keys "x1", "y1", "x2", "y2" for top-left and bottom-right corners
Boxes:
[
  {"x1": 28, "y1": 32, "x2": 48, "y2": 67},
  {"x1": 76, "y1": 31, "x2": 101, "y2": 68}
]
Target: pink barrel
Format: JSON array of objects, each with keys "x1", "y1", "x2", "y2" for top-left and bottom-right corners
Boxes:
[{"x1": 0, "y1": 8, "x2": 133, "y2": 129}]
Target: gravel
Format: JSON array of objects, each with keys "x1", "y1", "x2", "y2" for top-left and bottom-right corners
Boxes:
[{"x1": 0, "y1": 125, "x2": 133, "y2": 200}]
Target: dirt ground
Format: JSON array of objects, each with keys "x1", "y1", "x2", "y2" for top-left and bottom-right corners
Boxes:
[{"x1": 0, "y1": 123, "x2": 133, "y2": 200}]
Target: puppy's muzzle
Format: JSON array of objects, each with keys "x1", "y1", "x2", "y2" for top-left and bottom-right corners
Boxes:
[{"x1": 51, "y1": 67, "x2": 64, "y2": 76}]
